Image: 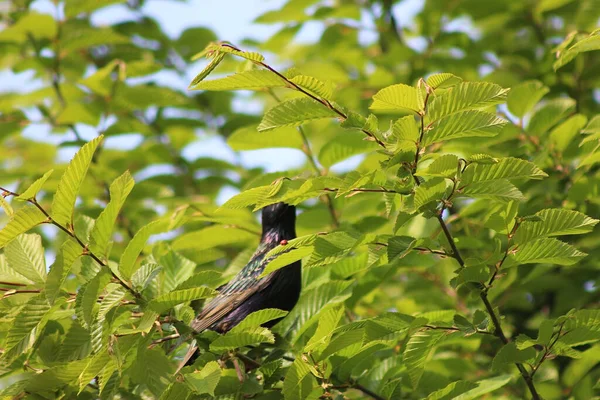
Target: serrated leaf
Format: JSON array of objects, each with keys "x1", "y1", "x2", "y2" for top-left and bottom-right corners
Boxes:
[
  {"x1": 283, "y1": 357, "x2": 316, "y2": 400},
  {"x1": 57, "y1": 322, "x2": 91, "y2": 362},
  {"x1": 305, "y1": 305, "x2": 344, "y2": 352},
  {"x1": 260, "y1": 246, "x2": 311, "y2": 277},
  {"x1": 426, "y1": 73, "x2": 463, "y2": 89},
  {"x1": 76, "y1": 271, "x2": 111, "y2": 329},
  {"x1": 404, "y1": 330, "x2": 444, "y2": 388},
  {"x1": 515, "y1": 209, "x2": 598, "y2": 244},
  {"x1": 461, "y1": 157, "x2": 547, "y2": 184},
  {"x1": 184, "y1": 361, "x2": 221, "y2": 395},
  {"x1": 230, "y1": 309, "x2": 289, "y2": 332},
  {"x1": 51, "y1": 135, "x2": 103, "y2": 228},
  {"x1": 257, "y1": 98, "x2": 337, "y2": 131},
  {"x1": 0, "y1": 206, "x2": 47, "y2": 248},
  {"x1": 391, "y1": 115, "x2": 420, "y2": 142},
  {"x1": 511, "y1": 238, "x2": 586, "y2": 265},
  {"x1": 414, "y1": 177, "x2": 448, "y2": 210},
  {"x1": 119, "y1": 218, "x2": 170, "y2": 279},
  {"x1": 148, "y1": 287, "x2": 217, "y2": 313},
  {"x1": 428, "y1": 82, "x2": 509, "y2": 121},
  {"x1": 189, "y1": 52, "x2": 225, "y2": 87},
  {"x1": 370, "y1": 83, "x2": 420, "y2": 113},
  {"x1": 318, "y1": 131, "x2": 378, "y2": 167},
  {"x1": 217, "y1": 45, "x2": 265, "y2": 62},
  {"x1": 130, "y1": 347, "x2": 173, "y2": 396},
  {"x1": 289, "y1": 75, "x2": 333, "y2": 99},
  {"x1": 0, "y1": 196, "x2": 13, "y2": 217},
  {"x1": 451, "y1": 264, "x2": 490, "y2": 288},
  {"x1": 555, "y1": 33, "x2": 600, "y2": 70},
  {"x1": 387, "y1": 236, "x2": 416, "y2": 261},
  {"x1": 15, "y1": 170, "x2": 54, "y2": 201},
  {"x1": 420, "y1": 154, "x2": 459, "y2": 178},
  {"x1": 228, "y1": 125, "x2": 304, "y2": 150},
  {"x1": 460, "y1": 180, "x2": 524, "y2": 202},
  {"x1": 45, "y1": 239, "x2": 82, "y2": 304},
  {"x1": 424, "y1": 110, "x2": 506, "y2": 146},
  {"x1": 89, "y1": 171, "x2": 134, "y2": 256},
  {"x1": 210, "y1": 326, "x2": 275, "y2": 351},
  {"x1": 507, "y1": 80, "x2": 549, "y2": 118},
  {"x1": 3, "y1": 294, "x2": 51, "y2": 361},
  {"x1": 492, "y1": 342, "x2": 536, "y2": 370},
  {"x1": 5, "y1": 233, "x2": 46, "y2": 283},
  {"x1": 190, "y1": 69, "x2": 283, "y2": 91}
]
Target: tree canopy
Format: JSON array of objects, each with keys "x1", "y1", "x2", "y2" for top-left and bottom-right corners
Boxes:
[{"x1": 1, "y1": 0, "x2": 600, "y2": 399}]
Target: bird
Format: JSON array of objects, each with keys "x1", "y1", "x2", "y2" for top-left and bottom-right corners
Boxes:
[{"x1": 175, "y1": 202, "x2": 301, "y2": 372}]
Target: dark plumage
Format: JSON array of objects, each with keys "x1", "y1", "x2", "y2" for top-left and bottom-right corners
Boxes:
[{"x1": 177, "y1": 202, "x2": 301, "y2": 370}]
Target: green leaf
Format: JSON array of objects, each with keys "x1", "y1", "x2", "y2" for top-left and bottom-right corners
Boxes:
[
  {"x1": 492, "y1": 342, "x2": 536, "y2": 370},
  {"x1": 428, "y1": 82, "x2": 509, "y2": 121},
  {"x1": 230, "y1": 309, "x2": 289, "y2": 332},
  {"x1": 189, "y1": 52, "x2": 225, "y2": 87},
  {"x1": 424, "y1": 110, "x2": 507, "y2": 146},
  {"x1": 582, "y1": 115, "x2": 600, "y2": 134},
  {"x1": 51, "y1": 135, "x2": 103, "y2": 228},
  {"x1": 426, "y1": 380, "x2": 477, "y2": 400},
  {"x1": 370, "y1": 83, "x2": 421, "y2": 113},
  {"x1": 289, "y1": 75, "x2": 334, "y2": 99},
  {"x1": 119, "y1": 219, "x2": 170, "y2": 279},
  {"x1": 65, "y1": 0, "x2": 127, "y2": 17},
  {"x1": 550, "y1": 114, "x2": 588, "y2": 152},
  {"x1": 318, "y1": 131, "x2": 379, "y2": 167},
  {"x1": 451, "y1": 264, "x2": 490, "y2": 288},
  {"x1": 562, "y1": 345, "x2": 600, "y2": 388},
  {"x1": 5, "y1": 233, "x2": 46, "y2": 284},
  {"x1": 511, "y1": 238, "x2": 586, "y2": 265},
  {"x1": 555, "y1": 33, "x2": 600, "y2": 70},
  {"x1": 57, "y1": 322, "x2": 91, "y2": 362},
  {"x1": 260, "y1": 246, "x2": 312, "y2": 277},
  {"x1": 130, "y1": 347, "x2": 174, "y2": 396},
  {"x1": 45, "y1": 239, "x2": 82, "y2": 304},
  {"x1": 460, "y1": 180, "x2": 524, "y2": 202},
  {"x1": 184, "y1": 361, "x2": 221, "y2": 395},
  {"x1": 461, "y1": 157, "x2": 547, "y2": 184},
  {"x1": 404, "y1": 330, "x2": 444, "y2": 388},
  {"x1": 419, "y1": 154, "x2": 459, "y2": 178},
  {"x1": 0, "y1": 12, "x2": 57, "y2": 42},
  {"x1": 148, "y1": 287, "x2": 218, "y2": 313},
  {"x1": 89, "y1": 171, "x2": 134, "y2": 256},
  {"x1": 283, "y1": 357, "x2": 317, "y2": 400},
  {"x1": 15, "y1": 170, "x2": 54, "y2": 201},
  {"x1": 257, "y1": 98, "x2": 337, "y2": 131},
  {"x1": 172, "y1": 225, "x2": 257, "y2": 251},
  {"x1": 515, "y1": 209, "x2": 598, "y2": 244},
  {"x1": 452, "y1": 375, "x2": 512, "y2": 400},
  {"x1": 228, "y1": 125, "x2": 304, "y2": 150},
  {"x1": 3, "y1": 295, "x2": 51, "y2": 361},
  {"x1": 527, "y1": 98, "x2": 576, "y2": 135},
  {"x1": 0, "y1": 206, "x2": 47, "y2": 248},
  {"x1": 507, "y1": 80, "x2": 549, "y2": 118},
  {"x1": 387, "y1": 236, "x2": 416, "y2": 261},
  {"x1": 414, "y1": 177, "x2": 448, "y2": 210},
  {"x1": 217, "y1": 45, "x2": 265, "y2": 62},
  {"x1": 305, "y1": 305, "x2": 344, "y2": 352},
  {"x1": 210, "y1": 326, "x2": 275, "y2": 351},
  {"x1": 190, "y1": 69, "x2": 283, "y2": 91},
  {"x1": 426, "y1": 73, "x2": 463, "y2": 89},
  {"x1": 0, "y1": 196, "x2": 13, "y2": 217},
  {"x1": 76, "y1": 271, "x2": 111, "y2": 329}
]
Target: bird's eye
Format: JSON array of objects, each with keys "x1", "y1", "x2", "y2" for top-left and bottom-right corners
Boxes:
[{"x1": 280, "y1": 239, "x2": 288, "y2": 245}]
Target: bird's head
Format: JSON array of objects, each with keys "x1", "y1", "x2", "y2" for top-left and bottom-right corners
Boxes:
[{"x1": 261, "y1": 202, "x2": 296, "y2": 238}]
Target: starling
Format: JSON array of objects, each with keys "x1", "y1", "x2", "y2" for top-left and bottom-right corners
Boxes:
[{"x1": 176, "y1": 202, "x2": 301, "y2": 371}]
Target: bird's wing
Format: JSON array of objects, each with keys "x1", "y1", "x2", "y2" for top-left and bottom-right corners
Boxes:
[{"x1": 190, "y1": 242, "x2": 277, "y2": 333}]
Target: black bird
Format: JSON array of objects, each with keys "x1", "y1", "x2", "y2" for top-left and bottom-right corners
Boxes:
[{"x1": 176, "y1": 202, "x2": 301, "y2": 371}]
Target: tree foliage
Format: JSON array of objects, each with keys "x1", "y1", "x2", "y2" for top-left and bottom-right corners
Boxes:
[{"x1": 1, "y1": 0, "x2": 600, "y2": 399}]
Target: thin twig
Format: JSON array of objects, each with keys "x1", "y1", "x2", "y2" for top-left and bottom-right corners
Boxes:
[
  {"x1": 0, "y1": 188, "x2": 140, "y2": 300},
  {"x1": 221, "y1": 43, "x2": 385, "y2": 148}
]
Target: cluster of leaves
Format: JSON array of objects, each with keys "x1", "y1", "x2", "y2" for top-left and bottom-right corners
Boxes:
[{"x1": 1, "y1": 0, "x2": 600, "y2": 399}]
